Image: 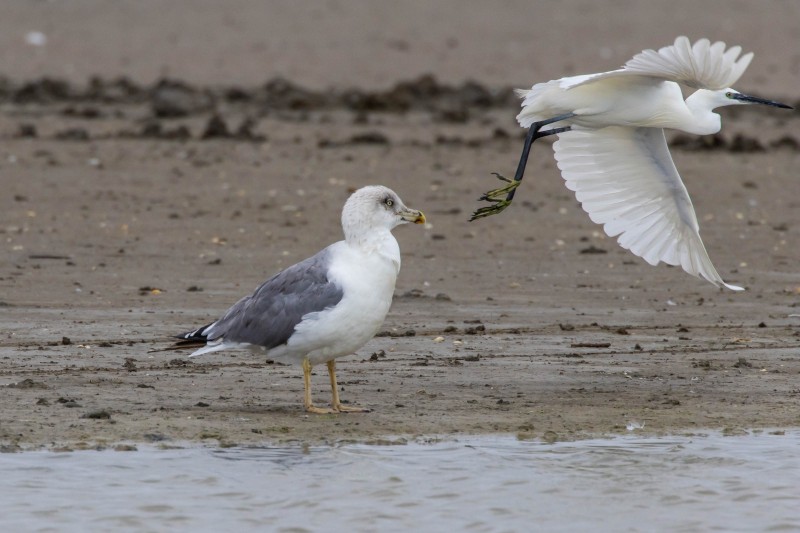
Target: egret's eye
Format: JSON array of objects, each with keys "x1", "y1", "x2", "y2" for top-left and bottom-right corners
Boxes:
[
  {"x1": 725, "y1": 92, "x2": 733, "y2": 98},
  {"x1": 384, "y1": 198, "x2": 394, "y2": 207}
]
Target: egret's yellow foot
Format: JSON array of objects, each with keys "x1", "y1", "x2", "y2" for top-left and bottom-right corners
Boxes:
[
  {"x1": 469, "y1": 173, "x2": 521, "y2": 221},
  {"x1": 470, "y1": 200, "x2": 513, "y2": 220},
  {"x1": 480, "y1": 173, "x2": 520, "y2": 200}
]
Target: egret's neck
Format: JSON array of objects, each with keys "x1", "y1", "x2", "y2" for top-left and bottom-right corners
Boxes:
[{"x1": 683, "y1": 90, "x2": 723, "y2": 135}]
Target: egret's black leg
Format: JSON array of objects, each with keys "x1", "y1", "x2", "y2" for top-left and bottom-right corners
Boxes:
[
  {"x1": 470, "y1": 113, "x2": 575, "y2": 221},
  {"x1": 504, "y1": 124, "x2": 571, "y2": 203}
]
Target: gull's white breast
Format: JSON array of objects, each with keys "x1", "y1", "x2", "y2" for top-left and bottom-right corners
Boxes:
[{"x1": 278, "y1": 238, "x2": 400, "y2": 365}]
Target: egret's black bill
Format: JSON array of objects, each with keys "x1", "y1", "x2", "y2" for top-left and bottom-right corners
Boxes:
[{"x1": 733, "y1": 93, "x2": 793, "y2": 109}]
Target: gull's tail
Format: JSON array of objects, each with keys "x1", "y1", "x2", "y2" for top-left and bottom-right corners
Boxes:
[
  {"x1": 166, "y1": 321, "x2": 244, "y2": 357},
  {"x1": 155, "y1": 322, "x2": 215, "y2": 352},
  {"x1": 177, "y1": 322, "x2": 214, "y2": 343}
]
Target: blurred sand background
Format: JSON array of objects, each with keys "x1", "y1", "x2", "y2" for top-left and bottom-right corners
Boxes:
[{"x1": 1, "y1": 0, "x2": 797, "y2": 92}]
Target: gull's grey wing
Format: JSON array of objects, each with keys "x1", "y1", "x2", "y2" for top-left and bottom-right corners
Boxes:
[{"x1": 204, "y1": 246, "x2": 344, "y2": 349}]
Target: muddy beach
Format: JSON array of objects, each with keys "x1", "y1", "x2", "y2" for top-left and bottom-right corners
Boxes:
[{"x1": 1, "y1": 1, "x2": 799, "y2": 450}]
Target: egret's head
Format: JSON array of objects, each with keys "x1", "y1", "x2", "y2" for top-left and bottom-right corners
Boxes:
[
  {"x1": 718, "y1": 89, "x2": 793, "y2": 110},
  {"x1": 342, "y1": 185, "x2": 425, "y2": 242}
]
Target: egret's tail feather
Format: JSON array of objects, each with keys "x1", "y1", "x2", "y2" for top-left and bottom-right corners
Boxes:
[{"x1": 515, "y1": 81, "x2": 561, "y2": 128}]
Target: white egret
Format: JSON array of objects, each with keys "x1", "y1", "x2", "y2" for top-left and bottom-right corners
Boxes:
[
  {"x1": 175, "y1": 186, "x2": 425, "y2": 413},
  {"x1": 471, "y1": 36, "x2": 792, "y2": 290}
]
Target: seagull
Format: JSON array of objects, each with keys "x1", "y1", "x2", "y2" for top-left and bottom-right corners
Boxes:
[
  {"x1": 176, "y1": 186, "x2": 425, "y2": 414},
  {"x1": 471, "y1": 36, "x2": 792, "y2": 290}
]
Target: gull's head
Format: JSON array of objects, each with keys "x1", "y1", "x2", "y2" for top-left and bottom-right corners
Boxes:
[
  {"x1": 714, "y1": 88, "x2": 793, "y2": 110},
  {"x1": 342, "y1": 185, "x2": 425, "y2": 242}
]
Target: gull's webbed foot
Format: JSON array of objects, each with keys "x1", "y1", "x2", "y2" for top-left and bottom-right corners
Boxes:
[
  {"x1": 332, "y1": 403, "x2": 371, "y2": 413},
  {"x1": 324, "y1": 359, "x2": 371, "y2": 414},
  {"x1": 469, "y1": 173, "x2": 520, "y2": 221},
  {"x1": 302, "y1": 358, "x2": 339, "y2": 414},
  {"x1": 305, "y1": 404, "x2": 338, "y2": 415}
]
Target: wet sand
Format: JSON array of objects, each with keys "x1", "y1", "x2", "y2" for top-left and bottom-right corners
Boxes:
[{"x1": 1, "y1": 1, "x2": 799, "y2": 450}]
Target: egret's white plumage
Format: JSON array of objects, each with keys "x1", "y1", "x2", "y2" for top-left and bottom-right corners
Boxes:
[
  {"x1": 474, "y1": 36, "x2": 792, "y2": 290},
  {"x1": 570, "y1": 37, "x2": 753, "y2": 90},
  {"x1": 177, "y1": 185, "x2": 425, "y2": 413}
]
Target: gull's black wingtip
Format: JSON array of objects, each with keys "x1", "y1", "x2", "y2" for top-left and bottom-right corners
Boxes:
[{"x1": 175, "y1": 322, "x2": 214, "y2": 342}]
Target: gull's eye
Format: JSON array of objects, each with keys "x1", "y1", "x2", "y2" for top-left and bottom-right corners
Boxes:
[
  {"x1": 384, "y1": 198, "x2": 394, "y2": 207},
  {"x1": 725, "y1": 92, "x2": 733, "y2": 98}
]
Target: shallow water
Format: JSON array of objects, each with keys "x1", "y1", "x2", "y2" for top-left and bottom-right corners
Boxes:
[{"x1": 2, "y1": 431, "x2": 799, "y2": 532}]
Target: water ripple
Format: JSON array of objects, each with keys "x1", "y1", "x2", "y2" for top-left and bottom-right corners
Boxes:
[{"x1": 1, "y1": 431, "x2": 799, "y2": 532}]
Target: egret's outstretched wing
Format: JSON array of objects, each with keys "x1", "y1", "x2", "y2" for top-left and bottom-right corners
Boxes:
[
  {"x1": 553, "y1": 126, "x2": 742, "y2": 290},
  {"x1": 569, "y1": 36, "x2": 753, "y2": 90}
]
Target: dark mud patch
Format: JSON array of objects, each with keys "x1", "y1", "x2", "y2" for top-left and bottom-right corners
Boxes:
[
  {"x1": 0, "y1": 74, "x2": 516, "y2": 115},
  {"x1": 670, "y1": 132, "x2": 800, "y2": 152},
  {"x1": 2, "y1": 75, "x2": 795, "y2": 150}
]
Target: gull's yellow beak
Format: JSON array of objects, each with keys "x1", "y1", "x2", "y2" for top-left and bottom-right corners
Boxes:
[{"x1": 400, "y1": 208, "x2": 426, "y2": 225}]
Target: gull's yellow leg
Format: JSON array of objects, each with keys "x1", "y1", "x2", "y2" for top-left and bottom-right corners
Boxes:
[
  {"x1": 327, "y1": 360, "x2": 370, "y2": 413},
  {"x1": 302, "y1": 358, "x2": 335, "y2": 414}
]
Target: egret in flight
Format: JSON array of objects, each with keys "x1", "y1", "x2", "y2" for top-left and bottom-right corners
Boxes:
[{"x1": 471, "y1": 36, "x2": 792, "y2": 290}]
